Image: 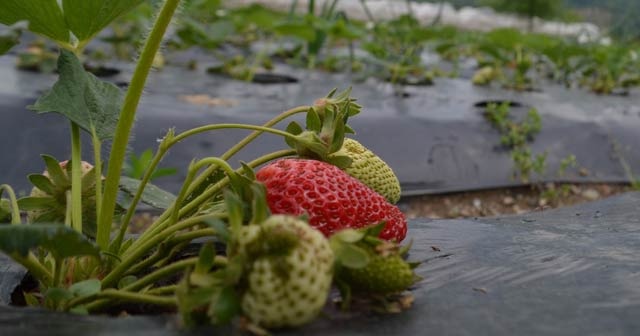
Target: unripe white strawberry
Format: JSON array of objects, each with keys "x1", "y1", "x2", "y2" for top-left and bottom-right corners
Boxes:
[
  {"x1": 332, "y1": 138, "x2": 401, "y2": 204},
  {"x1": 239, "y1": 215, "x2": 334, "y2": 328}
]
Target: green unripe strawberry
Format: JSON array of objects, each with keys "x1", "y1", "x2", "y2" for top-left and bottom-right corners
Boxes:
[
  {"x1": 239, "y1": 215, "x2": 334, "y2": 329},
  {"x1": 339, "y1": 254, "x2": 415, "y2": 294},
  {"x1": 332, "y1": 138, "x2": 401, "y2": 204}
]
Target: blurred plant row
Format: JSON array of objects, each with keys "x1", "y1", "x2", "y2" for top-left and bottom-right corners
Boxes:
[{"x1": 5, "y1": 0, "x2": 640, "y2": 95}]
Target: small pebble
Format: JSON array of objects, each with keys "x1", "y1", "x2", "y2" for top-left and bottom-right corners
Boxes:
[
  {"x1": 582, "y1": 189, "x2": 600, "y2": 201},
  {"x1": 502, "y1": 196, "x2": 515, "y2": 205}
]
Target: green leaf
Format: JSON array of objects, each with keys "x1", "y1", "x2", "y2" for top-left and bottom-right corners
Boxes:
[
  {"x1": 45, "y1": 287, "x2": 73, "y2": 308},
  {"x1": 0, "y1": 224, "x2": 100, "y2": 258},
  {"x1": 69, "y1": 279, "x2": 101, "y2": 297},
  {"x1": 335, "y1": 243, "x2": 370, "y2": 269},
  {"x1": 332, "y1": 229, "x2": 365, "y2": 244},
  {"x1": 62, "y1": 0, "x2": 145, "y2": 43},
  {"x1": 23, "y1": 292, "x2": 40, "y2": 307},
  {"x1": 30, "y1": 50, "x2": 123, "y2": 141},
  {"x1": 208, "y1": 286, "x2": 240, "y2": 325},
  {"x1": 118, "y1": 176, "x2": 177, "y2": 210},
  {"x1": 306, "y1": 108, "x2": 322, "y2": 132},
  {"x1": 273, "y1": 22, "x2": 316, "y2": 41},
  {"x1": 196, "y1": 243, "x2": 216, "y2": 274},
  {"x1": 205, "y1": 218, "x2": 230, "y2": 243},
  {"x1": 0, "y1": 0, "x2": 69, "y2": 44},
  {"x1": 0, "y1": 199, "x2": 11, "y2": 223},
  {"x1": 17, "y1": 197, "x2": 59, "y2": 211},
  {"x1": 28, "y1": 174, "x2": 55, "y2": 194},
  {"x1": 0, "y1": 26, "x2": 20, "y2": 55},
  {"x1": 42, "y1": 155, "x2": 69, "y2": 187},
  {"x1": 285, "y1": 121, "x2": 303, "y2": 149}
]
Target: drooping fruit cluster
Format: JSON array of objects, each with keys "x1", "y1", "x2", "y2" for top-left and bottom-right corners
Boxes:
[
  {"x1": 332, "y1": 138, "x2": 401, "y2": 204},
  {"x1": 256, "y1": 159, "x2": 407, "y2": 241},
  {"x1": 238, "y1": 215, "x2": 334, "y2": 328}
]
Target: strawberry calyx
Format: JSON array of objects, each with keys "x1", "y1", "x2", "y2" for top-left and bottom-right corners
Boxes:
[
  {"x1": 18, "y1": 155, "x2": 101, "y2": 237},
  {"x1": 330, "y1": 223, "x2": 420, "y2": 310},
  {"x1": 284, "y1": 88, "x2": 361, "y2": 167}
]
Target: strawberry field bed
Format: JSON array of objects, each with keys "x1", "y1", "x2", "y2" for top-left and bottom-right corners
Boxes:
[
  {"x1": 2, "y1": 192, "x2": 640, "y2": 335},
  {"x1": 1, "y1": 1, "x2": 640, "y2": 335}
]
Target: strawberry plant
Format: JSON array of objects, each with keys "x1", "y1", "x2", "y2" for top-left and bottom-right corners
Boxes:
[{"x1": 0, "y1": 0, "x2": 415, "y2": 331}]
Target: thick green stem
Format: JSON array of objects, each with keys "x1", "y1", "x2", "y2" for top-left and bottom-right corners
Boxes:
[
  {"x1": 168, "y1": 228, "x2": 217, "y2": 246},
  {"x1": 129, "y1": 149, "x2": 294, "y2": 256},
  {"x1": 113, "y1": 146, "x2": 170, "y2": 253},
  {"x1": 171, "y1": 157, "x2": 236, "y2": 225},
  {"x1": 70, "y1": 123, "x2": 82, "y2": 233},
  {"x1": 69, "y1": 289, "x2": 176, "y2": 311},
  {"x1": 147, "y1": 285, "x2": 177, "y2": 295},
  {"x1": 125, "y1": 228, "x2": 216, "y2": 276},
  {"x1": 12, "y1": 253, "x2": 52, "y2": 284},
  {"x1": 64, "y1": 191, "x2": 72, "y2": 227},
  {"x1": 98, "y1": 0, "x2": 182, "y2": 251},
  {"x1": 102, "y1": 213, "x2": 225, "y2": 288},
  {"x1": 122, "y1": 257, "x2": 198, "y2": 292},
  {"x1": 92, "y1": 131, "x2": 102, "y2": 225},
  {"x1": 0, "y1": 184, "x2": 21, "y2": 224},
  {"x1": 52, "y1": 258, "x2": 63, "y2": 288}
]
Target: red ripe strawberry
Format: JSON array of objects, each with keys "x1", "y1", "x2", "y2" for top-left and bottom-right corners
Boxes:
[{"x1": 256, "y1": 159, "x2": 407, "y2": 241}]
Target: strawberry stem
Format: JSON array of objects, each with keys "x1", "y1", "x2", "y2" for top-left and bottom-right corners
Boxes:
[
  {"x1": 98, "y1": 0, "x2": 182, "y2": 251},
  {"x1": 0, "y1": 184, "x2": 21, "y2": 225},
  {"x1": 184, "y1": 106, "x2": 309, "y2": 198},
  {"x1": 70, "y1": 122, "x2": 82, "y2": 233},
  {"x1": 91, "y1": 129, "x2": 102, "y2": 228},
  {"x1": 102, "y1": 213, "x2": 226, "y2": 288},
  {"x1": 171, "y1": 157, "x2": 236, "y2": 225}
]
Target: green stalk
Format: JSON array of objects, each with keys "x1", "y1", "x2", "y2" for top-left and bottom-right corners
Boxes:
[
  {"x1": 52, "y1": 258, "x2": 63, "y2": 288},
  {"x1": 68, "y1": 290, "x2": 176, "y2": 311},
  {"x1": 91, "y1": 130, "x2": 102, "y2": 224},
  {"x1": 12, "y1": 253, "x2": 52, "y2": 283},
  {"x1": 147, "y1": 285, "x2": 177, "y2": 295},
  {"x1": 113, "y1": 145, "x2": 170, "y2": 253},
  {"x1": 182, "y1": 106, "x2": 308, "y2": 198},
  {"x1": 170, "y1": 124, "x2": 297, "y2": 145},
  {"x1": 70, "y1": 123, "x2": 82, "y2": 233},
  {"x1": 102, "y1": 213, "x2": 225, "y2": 288},
  {"x1": 171, "y1": 157, "x2": 236, "y2": 225},
  {"x1": 0, "y1": 184, "x2": 21, "y2": 224},
  {"x1": 64, "y1": 191, "x2": 72, "y2": 227},
  {"x1": 122, "y1": 257, "x2": 198, "y2": 292},
  {"x1": 129, "y1": 149, "x2": 295, "y2": 254},
  {"x1": 98, "y1": 0, "x2": 182, "y2": 251}
]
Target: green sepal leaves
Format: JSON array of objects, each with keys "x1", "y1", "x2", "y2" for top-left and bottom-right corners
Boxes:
[
  {"x1": 285, "y1": 88, "x2": 361, "y2": 162},
  {"x1": 30, "y1": 50, "x2": 123, "y2": 141},
  {"x1": 330, "y1": 229, "x2": 370, "y2": 269},
  {"x1": 28, "y1": 174, "x2": 56, "y2": 195},
  {"x1": 0, "y1": 224, "x2": 100, "y2": 259}
]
